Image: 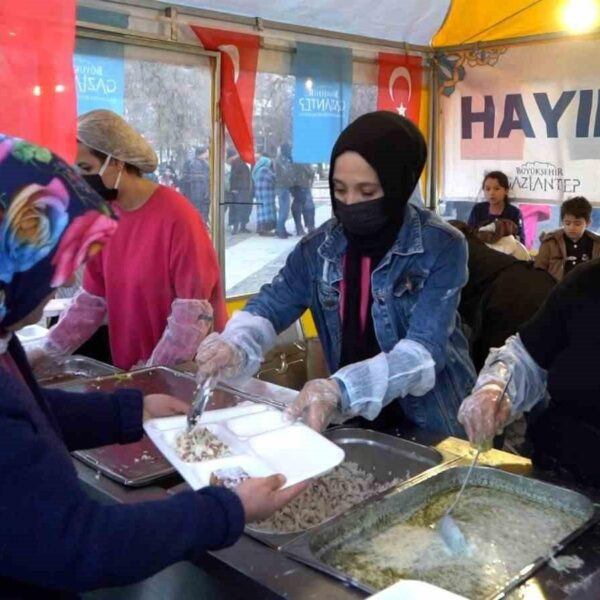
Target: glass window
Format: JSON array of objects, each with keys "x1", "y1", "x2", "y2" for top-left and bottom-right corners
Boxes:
[
  {"x1": 223, "y1": 74, "x2": 379, "y2": 297},
  {"x1": 74, "y1": 38, "x2": 215, "y2": 226}
]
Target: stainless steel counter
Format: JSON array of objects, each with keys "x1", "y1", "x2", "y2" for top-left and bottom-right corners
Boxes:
[{"x1": 74, "y1": 373, "x2": 600, "y2": 600}]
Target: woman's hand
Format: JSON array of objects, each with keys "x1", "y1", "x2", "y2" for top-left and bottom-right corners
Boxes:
[
  {"x1": 235, "y1": 474, "x2": 310, "y2": 522},
  {"x1": 284, "y1": 379, "x2": 341, "y2": 432},
  {"x1": 143, "y1": 394, "x2": 189, "y2": 422}
]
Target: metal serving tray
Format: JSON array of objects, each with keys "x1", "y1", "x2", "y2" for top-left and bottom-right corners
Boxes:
[
  {"x1": 38, "y1": 355, "x2": 121, "y2": 387},
  {"x1": 69, "y1": 367, "x2": 271, "y2": 487},
  {"x1": 282, "y1": 465, "x2": 599, "y2": 599},
  {"x1": 245, "y1": 428, "x2": 444, "y2": 549}
]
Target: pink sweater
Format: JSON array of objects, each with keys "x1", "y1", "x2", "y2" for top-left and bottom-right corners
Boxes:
[{"x1": 84, "y1": 186, "x2": 226, "y2": 369}]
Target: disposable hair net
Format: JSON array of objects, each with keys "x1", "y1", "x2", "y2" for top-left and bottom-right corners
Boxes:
[{"x1": 77, "y1": 110, "x2": 158, "y2": 173}]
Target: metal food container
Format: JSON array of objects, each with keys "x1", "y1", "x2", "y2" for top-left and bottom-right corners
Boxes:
[
  {"x1": 38, "y1": 355, "x2": 121, "y2": 387},
  {"x1": 69, "y1": 367, "x2": 264, "y2": 487},
  {"x1": 68, "y1": 368, "x2": 296, "y2": 487},
  {"x1": 282, "y1": 466, "x2": 599, "y2": 599},
  {"x1": 245, "y1": 428, "x2": 444, "y2": 549}
]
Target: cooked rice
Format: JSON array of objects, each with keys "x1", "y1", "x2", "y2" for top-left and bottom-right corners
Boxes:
[
  {"x1": 250, "y1": 461, "x2": 401, "y2": 533},
  {"x1": 175, "y1": 428, "x2": 231, "y2": 462}
]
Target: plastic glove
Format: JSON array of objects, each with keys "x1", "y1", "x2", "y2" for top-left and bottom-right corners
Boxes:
[
  {"x1": 457, "y1": 382, "x2": 512, "y2": 447},
  {"x1": 195, "y1": 311, "x2": 277, "y2": 385},
  {"x1": 284, "y1": 378, "x2": 342, "y2": 432},
  {"x1": 27, "y1": 341, "x2": 67, "y2": 380},
  {"x1": 146, "y1": 299, "x2": 213, "y2": 367},
  {"x1": 331, "y1": 339, "x2": 436, "y2": 422},
  {"x1": 45, "y1": 289, "x2": 107, "y2": 356},
  {"x1": 195, "y1": 332, "x2": 245, "y2": 385}
]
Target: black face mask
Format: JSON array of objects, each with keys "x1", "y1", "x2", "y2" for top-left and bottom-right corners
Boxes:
[
  {"x1": 82, "y1": 174, "x2": 119, "y2": 201},
  {"x1": 334, "y1": 197, "x2": 389, "y2": 236}
]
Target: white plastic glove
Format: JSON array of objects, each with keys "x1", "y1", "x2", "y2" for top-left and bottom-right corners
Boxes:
[
  {"x1": 284, "y1": 378, "x2": 342, "y2": 432},
  {"x1": 146, "y1": 299, "x2": 213, "y2": 367},
  {"x1": 27, "y1": 341, "x2": 67, "y2": 380},
  {"x1": 194, "y1": 310, "x2": 277, "y2": 385},
  {"x1": 457, "y1": 382, "x2": 512, "y2": 447},
  {"x1": 195, "y1": 333, "x2": 246, "y2": 384},
  {"x1": 331, "y1": 339, "x2": 436, "y2": 421}
]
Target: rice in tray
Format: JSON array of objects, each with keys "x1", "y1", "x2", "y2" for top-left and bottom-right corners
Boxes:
[
  {"x1": 322, "y1": 486, "x2": 585, "y2": 599},
  {"x1": 250, "y1": 461, "x2": 401, "y2": 533},
  {"x1": 175, "y1": 428, "x2": 231, "y2": 462}
]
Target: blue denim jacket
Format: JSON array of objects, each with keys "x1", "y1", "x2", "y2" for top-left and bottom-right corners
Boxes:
[{"x1": 245, "y1": 203, "x2": 476, "y2": 436}]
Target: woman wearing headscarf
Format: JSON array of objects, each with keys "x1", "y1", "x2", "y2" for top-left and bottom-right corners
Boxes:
[
  {"x1": 449, "y1": 221, "x2": 555, "y2": 371},
  {"x1": 193, "y1": 112, "x2": 475, "y2": 436},
  {"x1": 34, "y1": 110, "x2": 227, "y2": 371},
  {"x1": 253, "y1": 153, "x2": 277, "y2": 235},
  {"x1": 0, "y1": 136, "x2": 306, "y2": 598}
]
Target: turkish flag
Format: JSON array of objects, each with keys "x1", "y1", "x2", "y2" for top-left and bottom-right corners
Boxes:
[
  {"x1": 191, "y1": 26, "x2": 259, "y2": 164},
  {"x1": 377, "y1": 53, "x2": 423, "y2": 124},
  {"x1": 0, "y1": 0, "x2": 77, "y2": 162}
]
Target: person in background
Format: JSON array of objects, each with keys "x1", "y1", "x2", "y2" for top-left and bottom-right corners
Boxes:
[
  {"x1": 534, "y1": 196, "x2": 600, "y2": 281},
  {"x1": 274, "y1": 143, "x2": 295, "y2": 239},
  {"x1": 194, "y1": 112, "x2": 475, "y2": 437},
  {"x1": 223, "y1": 146, "x2": 234, "y2": 230},
  {"x1": 0, "y1": 136, "x2": 307, "y2": 598},
  {"x1": 290, "y1": 162, "x2": 316, "y2": 236},
  {"x1": 468, "y1": 170, "x2": 524, "y2": 243},
  {"x1": 450, "y1": 221, "x2": 555, "y2": 371},
  {"x1": 33, "y1": 110, "x2": 227, "y2": 371},
  {"x1": 182, "y1": 145, "x2": 210, "y2": 222},
  {"x1": 229, "y1": 151, "x2": 253, "y2": 235},
  {"x1": 158, "y1": 162, "x2": 179, "y2": 191},
  {"x1": 253, "y1": 152, "x2": 277, "y2": 236},
  {"x1": 458, "y1": 254, "x2": 600, "y2": 487}
]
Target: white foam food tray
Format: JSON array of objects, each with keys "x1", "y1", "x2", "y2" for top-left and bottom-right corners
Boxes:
[
  {"x1": 368, "y1": 580, "x2": 467, "y2": 599},
  {"x1": 144, "y1": 403, "x2": 345, "y2": 490}
]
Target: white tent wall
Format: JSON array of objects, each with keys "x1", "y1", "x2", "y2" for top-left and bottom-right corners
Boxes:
[
  {"x1": 434, "y1": 34, "x2": 600, "y2": 249},
  {"x1": 154, "y1": 0, "x2": 451, "y2": 45}
]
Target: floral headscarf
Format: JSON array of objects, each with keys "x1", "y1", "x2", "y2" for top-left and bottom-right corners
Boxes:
[{"x1": 0, "y1": 135, "x2": 117, "y2": 329}]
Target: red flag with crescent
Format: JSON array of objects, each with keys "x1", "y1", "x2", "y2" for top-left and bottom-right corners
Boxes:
[
  {"x1": 377, "y1": 53, "x2": 423, "y2": 124},
  {"x1": 191, "y1": 26, "x2": 259, "y2": 164}
]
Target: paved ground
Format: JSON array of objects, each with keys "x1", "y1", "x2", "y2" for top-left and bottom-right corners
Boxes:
[{"x1": 224, "y1": 184, "x2": 331, "y2": 297}]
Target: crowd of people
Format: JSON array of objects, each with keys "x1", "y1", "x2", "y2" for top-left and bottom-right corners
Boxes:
[
  {"x1": 2, "y1": 107, "x2": 600, "y2": 596},
  {"x1": 154, "y1": 142, "x2": 318, "y2": 239}
]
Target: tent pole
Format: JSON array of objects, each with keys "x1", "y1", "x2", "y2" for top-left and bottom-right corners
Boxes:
[{"x1": 427, "y1": 57, "x2": 439, "y2": 211}]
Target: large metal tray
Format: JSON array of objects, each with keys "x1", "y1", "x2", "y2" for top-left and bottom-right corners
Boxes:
[
  {"x1": 38, "y1": 355, "x2": 121, "y2": 387},
  {"x1": 282, "y1": 465, "x2": 599, "y2": 599},
  {"x1": 69, "y1": 367, "x2": 264, "y2": 487},
  {"x1": 245, "y1": 427, "x2": 444, "y2": 549}
]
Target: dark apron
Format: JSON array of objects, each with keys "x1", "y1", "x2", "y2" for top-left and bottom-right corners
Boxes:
[{"x1": 528, "y1": 407, "x2": 600, "y2": 487}]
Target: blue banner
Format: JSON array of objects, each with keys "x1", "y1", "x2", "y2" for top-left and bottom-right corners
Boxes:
[
  {"x1": 292, "y1": 43, "x2": 352, "y2": 163},
  {"x1": 74, "y1": 38, "x2": 124, "y2": 116}
]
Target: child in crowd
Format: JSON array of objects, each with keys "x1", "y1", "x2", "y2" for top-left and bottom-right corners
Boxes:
[
  {"x1": 468, "y1": 170, "x2": 525, "y2": 243},
  {"x1": 534, "y1": 196, "x2": 600, "y2": 281}
]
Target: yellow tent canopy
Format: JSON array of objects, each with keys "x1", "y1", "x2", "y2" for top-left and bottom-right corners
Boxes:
[{"x1": 433, "y1": 0, "x2": 600, "y2": 47}]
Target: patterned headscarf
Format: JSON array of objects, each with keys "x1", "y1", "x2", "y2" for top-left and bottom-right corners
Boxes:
[{"x1": 0, "y1": 135, "x2": 117, "y2": 329}]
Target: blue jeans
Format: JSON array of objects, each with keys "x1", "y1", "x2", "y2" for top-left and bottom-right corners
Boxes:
[
  {"x1": 290, "y1": 186, "x2": 315, "y2": 232},
  {"x1": 276, "y1": 187, "x2": 291, "y2": 235}
]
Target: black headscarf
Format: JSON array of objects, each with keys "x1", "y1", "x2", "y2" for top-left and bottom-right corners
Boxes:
[{"x1": 329, "y1": 112, "x2": 427, "y2": 367}]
